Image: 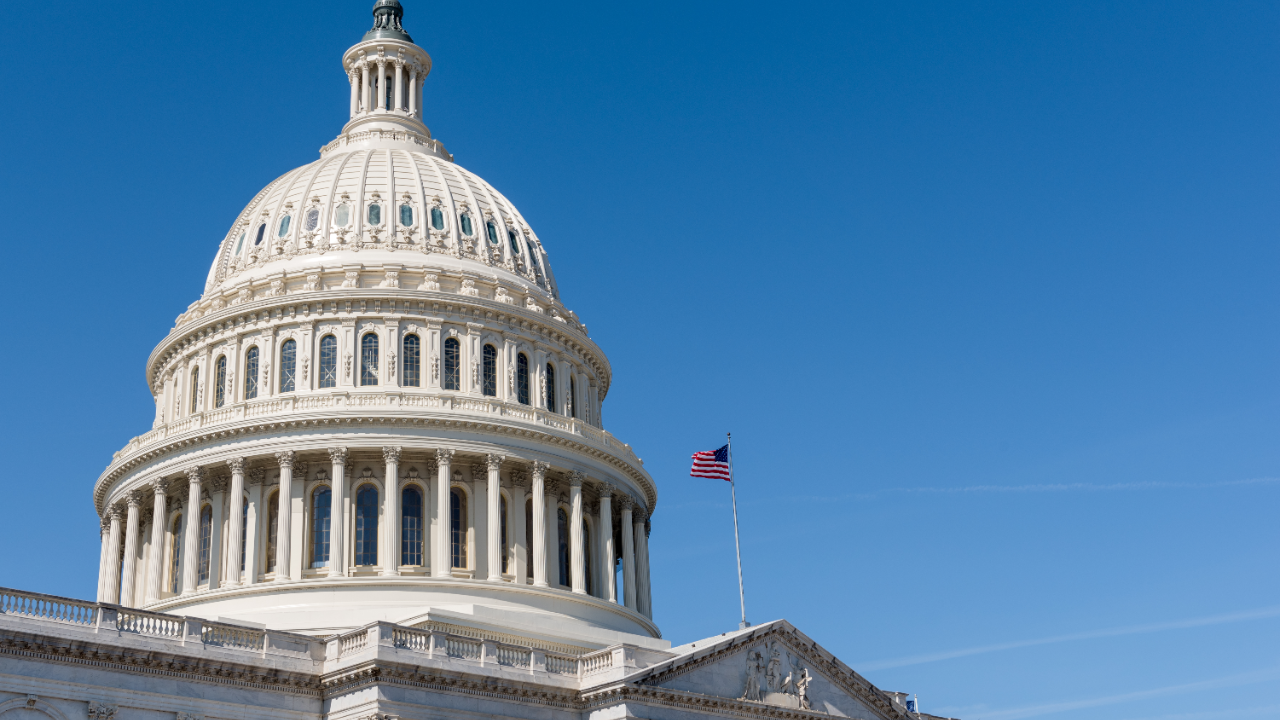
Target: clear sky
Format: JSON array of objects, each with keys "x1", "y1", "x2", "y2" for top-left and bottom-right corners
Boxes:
[{"x1": 1, "y1": 2, "x2": 1277, "y2": 719}]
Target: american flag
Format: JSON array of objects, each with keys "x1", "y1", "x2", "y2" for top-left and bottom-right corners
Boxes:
[{"x1": 690, "y1": 444, "x2": 731, "y2": 481}]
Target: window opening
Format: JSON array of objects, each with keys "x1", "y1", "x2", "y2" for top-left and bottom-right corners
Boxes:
[
  {"x1": 443, "y1": 337, "x2": 460, "y2": 390},
  {"x1": 361, "y1": 333, "x2": 379, "y2": 386},
  {"x1": 319, "y1": 335, "x2": 337, "y2": 388}
]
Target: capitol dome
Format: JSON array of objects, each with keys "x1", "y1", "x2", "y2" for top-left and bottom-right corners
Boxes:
[{"x1": 93, "y1": 0, "x2": 660, "y2": 651}]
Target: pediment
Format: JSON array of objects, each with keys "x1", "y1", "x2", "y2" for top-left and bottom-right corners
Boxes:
[{"x1": 631, "y1": 622, "x2": 905, "y2": 720}]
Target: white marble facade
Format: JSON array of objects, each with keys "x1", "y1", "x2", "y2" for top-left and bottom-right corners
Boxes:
[{"x1": 0, "y1": 2, "x2": 958, "y2": 720}]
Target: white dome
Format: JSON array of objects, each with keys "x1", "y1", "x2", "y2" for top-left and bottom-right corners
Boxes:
[{"x1": 205, "y1": 135, "x2": 560, "y2": 306}]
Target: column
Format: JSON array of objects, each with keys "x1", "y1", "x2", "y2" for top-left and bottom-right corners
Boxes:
[
  {"x1": 486, "y1": 454, "x2": 504, "y2": 581},
  {"x1": 619, "y1": 495, "x2": 637, "y2": 610},
  {"x1": 510, "y1": 472, "x2": 528, "y2": 585},
  {"x1": 382, "y1": 447, "x2": 401, "y2": 576},
  {"x1": 96, "y1": 520, "x2": 110, "y2": 602},
  {"x1": 181, "y1": 467, "x2": 202, "y2": 594},
  {"x1": 348, "y1": 68, "x2": 359, "y2": 118},
  {"x1": 118, "y1": 495, "x2": 142, "y2": 606},
  {"x1": 408, "y1": 67, "x2": 417, "y2": 116},
  {"x1": 530, "y1": 461, "x2": 548, "y2": 587},
  {"x1": 226, "y1": 458, "x2": 246, "y2": 586},
  {"x1": 103, "y1": 507, "x2": 124, "y2": 603},
  {"x1": 376, "y1": 60, "x2": 387, "y2": 110},
  {"x1": 634, "y1": 507, "x2": 651, "y2": 617},
  {"x1": 394, "y1": 60, "x2": 404, "y2": 111},
  {"x1": 568, "y1": 473, "x2": 585, "y2": 594},
  {"x1": 275, "y1": 452, "x2": 295, "y2": 580},
  {"x1": 545, "y1": 481, "x2": 560, "y2": 585},
  {"x1": 244, "y1": 473, "x2": 262, "y2": 586},
  {"x1": 598, "y1": 483, "x2": 616, "y2": 603},
  {"x1": 360, "y1": 60, "x2": 370, "y2": 115},
  {"x1": 144, "y1": 482, "x2": 167, "y2": 604},
  {"x1": 433, "y1": 449, "x2": 454, "y2": 577},
  {"x1": 471, "y1": 462, "x2": 487, "y2": 578},
  {"x1": 327, "y1": 448, "x2": 347, "y2": 577},
  {"x1": 207, "y1": 479, "x2": 227, "y2": 588}
]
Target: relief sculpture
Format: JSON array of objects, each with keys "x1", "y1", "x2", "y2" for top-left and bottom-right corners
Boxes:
[{"x1": 740, "y1": 642, "x2": 812, "y2": 710}]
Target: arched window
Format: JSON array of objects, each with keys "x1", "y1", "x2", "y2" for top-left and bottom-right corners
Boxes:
[
  {"x1": 460, "y1": 213, "x2": 473, "y2": 236},
  {"x1": 245, "y1": 347, "x2": 259, "y2": 399},
  {"x1": 487, "y1": 221, "x2": 499, "y2": 245},
  {"x1": 500, "y1": 494, "x2": 509, "y2": 573},
  {"x1": 319, "y1": 335, "x2": 337, "y2": 388},
  {"x1": 266, "y1": 491, "x2": 279, "y2": 574},
  {"x1": 450, "y1": 488, "x2": 467, "y2": 568},
  {"x1": 509, "y1": 230, "x2": 521, "y2": 255},
  {"x1": 557, "y1": 507, "x2": 569, "y2": 587},
  {"x1": 234, "y1": 232, "x2": 245, "y2": 255},
  {"x1": 361, "y1": 333, "x2": 379, "y2": 386},
  {"x1": 280, "y1": 339, "x2": 296, "y2": 393},
  {"x1": 311, "y1": 487, "x2": 331, "y2": 569},
  {"x1": 443, "y1": 337, "x2": 460, "y2": 391},
  {"x1": 169, "y1": 514, "x2": 183, "y2": 594},
  {"x1": 399, "y1": 204, "x2": 414, "y2": 227},
  {"x1": 239, "y1": 500, "x2": 248, "y2": 574},
  {"x1": 278, "y1": 214, "x2": 291, "y2": 237},
  {"x1": 482, "y1": 344, "x2": 497, "y2": 397},
  {"x1": 255, "y1": 223, "x2": 266, "y2": 246},
  {"x1": 430, "y1": 207, "x2": 444, "y2": 230},
  {"x1": 545, "y1": 363, "x2": 557, "y2": 413},
  {"x1": 355, "y1": 485, "x2": 379, "y2": 566},
  {"x1": 569, "y1": 376, "x2": 577, "y2": 419},
  {"x1": 214, "y1": 356, "x2": 227, "y2": 408},
  {"x1": 368, "y1": 203, "x2": 382, "y2": 226},
  {"x1": 189, "y1": 366, "x2": 200, "y2": 415},
  {"x1": 516, "y1": 353, "x2": 530, "y2": 405},
  {"x1": 402, "y1": 486, "x2": 424, "y2": 566},
  {"x1": 304, "y1": 207, "x2": 320, "y2": 232},
  {"x1": 525, "y1": 499, "x2": 534, "y2": 580},
  {"x1": 403, "y1": 334, "x2": 421, "y2": 387},
  {"x1": 198, "y1": 505, "x2": 213, "y2": 584},
  {"x1": 334, "y1": 204, "x2": 351, "y2": 227}
]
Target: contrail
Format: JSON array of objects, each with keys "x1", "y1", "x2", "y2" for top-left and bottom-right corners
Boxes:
[
  {"x1": 859, "y1": 605, "x2": 1280, "y2": 671},
  {"x1": 971, "y1": 666, "x2": 1280, "y2": 720}
]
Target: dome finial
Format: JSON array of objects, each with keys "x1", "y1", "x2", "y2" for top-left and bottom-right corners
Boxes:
[{"x1": 363, "y1": 0, "x2": 413, "y2": 42}]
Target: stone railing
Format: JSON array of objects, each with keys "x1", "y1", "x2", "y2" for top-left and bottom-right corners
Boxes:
[
  {"x1": 0, "y1": 587, "x2": 97, "y2": 627},
  {"x1": 111, "y1": 392, "x2": 644, "y2": 470}
]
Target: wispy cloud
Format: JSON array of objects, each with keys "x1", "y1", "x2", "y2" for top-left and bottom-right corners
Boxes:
[
  {"x1": 859, "y1": 605, "x2": 1280, "y2": 671},
  {"x1": 971, "y1": 667, "x2": 1280, "y2": 720}
]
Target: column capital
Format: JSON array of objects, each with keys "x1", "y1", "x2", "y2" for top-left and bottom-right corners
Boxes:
[
  {"x1": 470, "y1": 463, "x2": 487, "y2": 481},
  {"x1": 633, "y1": 506, "x2": 648, "y2": 523},
  {"x1": 383, "y1": 446, "x2": 402, "y2": 464},
  {"x1": 530, "y1": 460, "x2": 550, "y2": 479},
  {"x1": 545, "y1": 479, "x2": 564, "y2": 497},
  {"x1": 275, "y1": 450, "x2": 296, "y2": 469},
  {"x1": 247, "y1": 466, "x2": 266, "y2": 486},
  {"x1": 126, "y1": 491, "x2": 143, "y2": 508},
  {"x1": 226, "y1": 457, "x2": 247, "y2": 474},
  {"x1": 509, "y1": 471, "x2": 528, "y2": 489},
  {"x1": 568, "y1": 471, "x2": 585, "y2": 489},
  {"x1": 486, "y1": 453, "x2": 505, "y2": 471},
  {"x1": 150, "y1": 479, "x2": 168, "y2": 495},
  {"x1": 108, "y1": 504, "x2": 125, "y2": 521},
  {"x1": 184, "y1": 466, "x2": 204, "y2": 484},
  {"x1": 436, "y1": 448, "x2": 455, "y2": 464},
  {"x1": 616, "y1": 494, "x2": 634, "y2": 511},
  {"x1": 328, "y1": 447, "x2": 348, "y2": 464},
  {"x1": 597, "y1": 481, "x2": 614, "y2": 498}
]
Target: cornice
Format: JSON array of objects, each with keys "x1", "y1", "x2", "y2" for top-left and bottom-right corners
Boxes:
[{"x1": 322, "y1": 661, "x2": 580, "y2": 707}]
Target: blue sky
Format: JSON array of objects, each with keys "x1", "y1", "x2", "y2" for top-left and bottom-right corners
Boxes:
[{"x1": 1, "y1": 1, "x2": 1277, "y2": 719}]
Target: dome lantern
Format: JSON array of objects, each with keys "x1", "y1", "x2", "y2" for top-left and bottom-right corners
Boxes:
[
  {"x1": 363, "y1": 0, "x2": 413, "y2": 42},
  {"x1": 340, "y1": 0, "x2": 434, "y2": 141}
]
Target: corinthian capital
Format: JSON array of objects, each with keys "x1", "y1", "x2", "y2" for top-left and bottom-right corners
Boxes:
[
  {"x1": 435, "y1": 448, "x2": 455, "y2": 465},
  {"x1": 185, "y1": 466, "x2": 204, "y2": 484},
  {"x1": 383, "y1": 446, "x2": 402, "y2": 464},
  {"x1": 150, "y1": 478, "x2": 168, "y2": 496},
  {"x1": 226, "y1": 457, "x2": 246, "y2": 474},
  {"x1": 509, "y1": 471, "x2": 528, "y2": 489},
  {"x1": 616, "y1": 494, "x2": 634, "y2": 511},
  {"x1": 632, "y1": 506, "x2": 648, "y2": 523},
  {"x1": 486, "y1": 453, "x2": 505, "y2": 472},
  {"x1": 597, "y1": 481, "x2": 614, "y2": 498},
  {"x1": 276, "y1": 450, "x2": 296, "y2": 469},
  {"x1": 328, "y1": 447, "x2": 348, "y2": 465},
  {"x1": 567, "y1": 470, "x2": 585, "y2": 488},
  {"x1": 530, "y1": 460, "x2": 550, "y2": 480}
]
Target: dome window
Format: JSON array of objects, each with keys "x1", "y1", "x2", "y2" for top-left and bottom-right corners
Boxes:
[
  {"x1": 368, "y1": 203, "x2": 382, "y2": 226},
  {"x1": 508, "y1": 231, "x2": 521, "y2": 255},
  {"x1": 399, "y1": 204, "x2": 414, "y2": 227},
  {"x1": 254, "y1": 223, "x2": 266, "y2": 246},
  {"x1": 430, "y1": 207, "x2": 444, "y2": 230},
  {"x1": 459, "y1": 213, "x2": 474, "y2": 236},
  {"x1": 486, "y1": 221, "x2": 499, "y2": 245},
  {"x1": 304, "y1": 208, "x2": 320, "y2": 232},
  {"x1": 234, "y1": 232, "x2": 245, "y2": 255},
  {"x1": 334, "y1": 204, "x2": 350, "y2": 227},
  {"x1": 278, "y1": 215, "x2": 291, "y2": 237}
]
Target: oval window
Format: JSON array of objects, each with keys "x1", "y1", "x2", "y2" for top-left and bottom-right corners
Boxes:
[
  {"x1": 255, "y1": 223, "x2": 266, "y2": 246},
  {"x1": 430, "y1": 207, "x2": 444, "y2": 230},
  {"x1": 399, "y1": 204, "x2": 413, "y2": 226},
  {"x1": 234, "y1": 232, "x2": 245, "y2": 255},
  {"x1": 304, "y1": 207, "x2": 320, "y2": 232},
  {"x1": 368, "y1": 204, "x2": 382, "y2": 225},
  {"x1": 460, "y1": 213, "x2": 473, "y2": 236},
  {"x1": 278, "y1": 215, "x2": 291, "y2": 237},
  {"x1": 508, "y1": 230, "x2": 520, "y2": 254},
  {"x1": 334, "y1": 204, "x2": 350, "y2": 227},
  {"x1": 487, "y1": 222, "x2": 499, "y2": 245}
]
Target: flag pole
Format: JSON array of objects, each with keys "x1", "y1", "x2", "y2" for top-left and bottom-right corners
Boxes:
[{"x1": 727, "y1": 432, "x2": 749, "y2": 629}]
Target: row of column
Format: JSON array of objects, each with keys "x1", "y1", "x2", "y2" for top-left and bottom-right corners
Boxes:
[
  {"x1": 348, "y1": 57, "x2": 424, "y2": 119},
  {"x1": 97, "y1": 450, "x2": 653, "y2": 618}
]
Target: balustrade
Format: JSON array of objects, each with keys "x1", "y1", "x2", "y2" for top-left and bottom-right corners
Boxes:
[
  {"x1": 0, "y1": 588, "x2": 96, "y2": 626},
  {"x1": 202, "y1": 622, "x2": 266, "y2": 651},
  {"x1": 118, "y1": 609, "x2": 183, "y2": 638}
]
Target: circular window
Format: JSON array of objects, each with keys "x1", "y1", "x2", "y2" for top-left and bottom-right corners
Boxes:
[
  {"x1": 304, "y1": 208, "x2": 320, "y2": 232},
  {"x1": 430, "y1": 207, "x2": 444, "y2": 231},
  {"x1": 368, "y1": 203, "x2": 382, "y2": 225},
  {"x1": 278, "y1": 215, "x2": 291, "y2": 237},
  {"x1": 399, "y1": 204, "x2": 414, "y2": 226},
  {"x1": 460, "y1": 213, "x2": 473, "y2": 236},
  {"x1": 255, "y1": 223, "x2": 266, "y2": 246},
  {"x1": 487, "y1": 222, "x2": 500, "y2": 245},
  {"x1": 334, "y1": 204, "x2": 350, "y2": 227},
  {"x1": 508, "y1": 230, "x2": 520, "y2": 254}
]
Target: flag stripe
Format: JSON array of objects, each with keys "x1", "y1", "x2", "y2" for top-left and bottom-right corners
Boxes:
[{"x1": 690, "y1": 444, "x2": 731, "y2": 481}]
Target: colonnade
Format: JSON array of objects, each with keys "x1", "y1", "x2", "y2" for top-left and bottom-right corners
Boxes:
[
  {"x1": 97, "y1": 448, "x2": 653, "y2": 619},
  {"x1": 348, "y1": 54, "x2": 425, "y2": 120}
]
